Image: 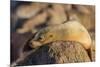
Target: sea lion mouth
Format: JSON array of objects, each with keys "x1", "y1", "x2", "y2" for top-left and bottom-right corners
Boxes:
[{"x1": 29, "y1": 40, "x2": 42, "y2": 48}]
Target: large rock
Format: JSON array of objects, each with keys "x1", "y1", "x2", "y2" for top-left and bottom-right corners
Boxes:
[{"x1": 17, "y1": 41, "x2": 91, "y2": 66}]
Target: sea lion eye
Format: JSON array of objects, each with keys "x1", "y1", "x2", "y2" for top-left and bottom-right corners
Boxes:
[
  {"x1": 38, "y1": 36, "x2": 42, "y2": 40},
  {"x1": 38, "y1": 35, "x2": 45, "y2": 41}
]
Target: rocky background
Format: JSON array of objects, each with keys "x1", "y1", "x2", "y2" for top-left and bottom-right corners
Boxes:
[{"x1": 10, "y1": 1, "x2": 95, "y2": 67}]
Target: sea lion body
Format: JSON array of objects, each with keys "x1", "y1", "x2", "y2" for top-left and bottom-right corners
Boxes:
[{"x1": 30, "y1": 21, "x2": 91, "y2": 49}]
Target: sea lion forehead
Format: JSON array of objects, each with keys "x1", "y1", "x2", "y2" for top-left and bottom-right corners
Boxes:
[{"x1": 35, "y1": 28, "x2": 50, "y2": 37}]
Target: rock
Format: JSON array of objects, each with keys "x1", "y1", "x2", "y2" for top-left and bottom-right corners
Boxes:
[{"x1": 16, "y1": 41, "x2": 91, "y2": 66}]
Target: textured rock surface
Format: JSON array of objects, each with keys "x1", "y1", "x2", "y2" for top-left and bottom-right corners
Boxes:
[{"x1": 17, "y1": 41, "x2": 91, "y2": 66}]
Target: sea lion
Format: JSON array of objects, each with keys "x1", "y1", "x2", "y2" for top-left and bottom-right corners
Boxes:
[{"x1": 30, "y1": 20, "x2": 91, "y2": 50}]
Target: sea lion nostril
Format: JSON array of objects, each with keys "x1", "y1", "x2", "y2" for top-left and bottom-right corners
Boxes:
[{"x1": 29, "y1": 42, "x2": 32, "y2": 45}]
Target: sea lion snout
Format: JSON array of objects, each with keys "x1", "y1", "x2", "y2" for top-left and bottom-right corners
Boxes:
[{"x1": 29, "y1": 40, "x2": 42, "y2": 48}]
